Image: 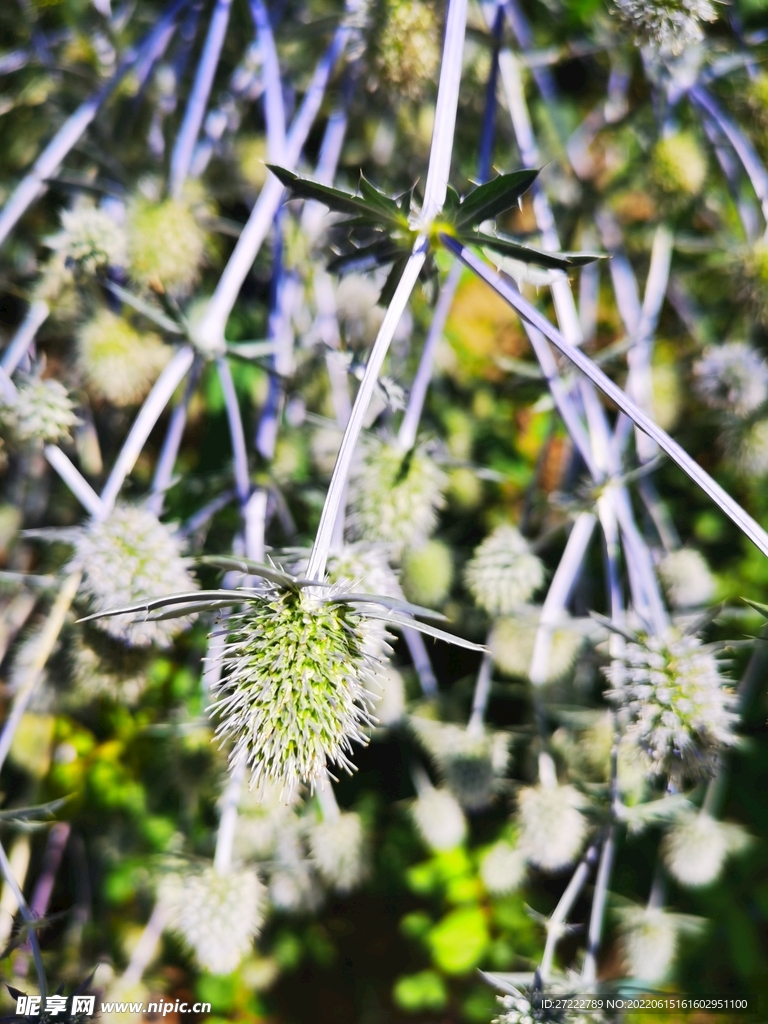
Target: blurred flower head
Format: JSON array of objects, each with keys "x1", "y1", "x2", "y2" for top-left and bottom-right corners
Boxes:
[
  {"x1": 693, "y1": 342, "x2": 768, "y2": 418},
  {"x1": 126, "y1": 191, "x2": 209, "y2": 294},
  {"x1": 410, "y1": 716, "x2": 510, "y2": 810},
  {"x1": 480, "y1": 840, "x2": 526, "y2": 896},
  {"x1": 516, "y1": 781, "x2": 589, "y2": 872},
  {"x1": 77, "y1": 309, "x2": 171, "y2": 407},
  {"x1": 307, "y1": 809, "x2": 368, "y2": 893},
  {"x1": 1, "y1": 376, "x2": 78, "y2": 445},
  {"x1": 662, "y1": 811, "x2": 749, "y2": 888},
  {"x1": 613, "y1": 0, "x2": 716, "y2": 56},
  {"x1": 47, "y1": 202, "x2": 126, "y2": 275},
  {"x1": 465, "y1": 524, "x2": 545, "y2": 616},
  {"x1": 411, "y1": 786, "x2": 467, "y2": 851},
  {"x1": 658, "y1": 547, "x2": 715, "y2": 609},
  {"x1": 401, "y1": 539, "x2": 454, "y2": 607}
]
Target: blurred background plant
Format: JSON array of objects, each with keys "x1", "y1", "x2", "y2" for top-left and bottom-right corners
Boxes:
[{"x1": 1, "y1": 0, "x2": 768, "y2": 1022}]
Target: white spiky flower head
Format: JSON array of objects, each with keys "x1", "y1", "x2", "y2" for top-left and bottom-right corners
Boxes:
[
  {"x1": 516, "y1": 778, "x2": 589, "y2": 873},
  {"x1": 1, "y1": 377, "x2": 79, "y2": 445},
  {"x1": 126, "y1": 188, "x2": 209, "y2": 294},
  {"x1": 490, "y1": 610, "x2": 586, "y2": 684},
  {"x1": 617, "y1": 906, "x2": 703, "y2": 984},
  {"x1": 47, "y1": 202, "x2": 127, "y2": 275},
  {"x1": 694, "y1": 342, "x2": 768, "y2": 418},
  {"x1": 77, "y1": 308, "x2": 171, "y2": 406},
  {"x1": 606, "y1": 627, "x2": 738, "y2": 782},
  {"x1": 736, "y1": 419, "x2": 768, "y2": 477},
  {"x1": 307, "y1": 810, "x2": 368, "y2": 893},
  {"x1": 613, "y1": 0, "x2": 717, "y2": 56},
  {"x1": 465, "y1": 525, "x2": 545, "y2": 616},
  {"x1": 349, "y1": 436, "x2": 446, "y2": 551},
  {"x1": 658, "y1": 548, "x2": 716, "y2": 609},
  {"x1": 480, "y1": 840, "x2": 526, "y2": 896},
  {"x1": 71, "y1": 505, "x2": 198, "y2": 648},
  {"x1": 401, "y1": 540, "x2": 454, "y2": 608},
  {"x1": 409, "y1": 716, "x2": 510, "y2": 810},
  {"x1": 411, "y1": 786, "x2": 467, "y2": 851},
  {"x1": 212, "y1": 584, "x2": 391, "y2": 794},
  {"x1": 368, "y1": 664, "x2": 407, "y2": 726},
  {"x1": 159, "y1": 864, "x2": 265, "y2": 975},
  {"x1": 377, "y1": 0, "x2": 440, "y2": 100},
  {"x1": 70, "y1": 628, "x2": 150, "y2": 705},
  {"x1": 662, "y1": 811, "x2": 749, "y2": 888}
]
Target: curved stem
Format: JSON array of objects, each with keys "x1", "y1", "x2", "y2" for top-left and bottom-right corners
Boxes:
[
  {"x1": 1, "y1": 300, "x2": 48, "y2": 375},
  {"x1": 0, "y1": 838, "x2": 46, "y2": 999}
]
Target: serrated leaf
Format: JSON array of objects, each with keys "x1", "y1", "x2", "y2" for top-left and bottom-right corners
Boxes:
[
  {"x1": 455, "y1": 169, "x2": 539, "y2": 228},
  {"x1": 269, "y1": 165, "x2": 401, "y2": 227},
  {"x1": 469, "y1": 230, "x2": 603, "y2": 269},
  {"x1": 327, "y1": 238, "x2": 405, "y2": 275},
  {"x1": 326, "y1": 592, "x2": 448, "y2": 622},
  {"x1": 359, "y1": 173, "x2": 403, "y2": 221},
  {"x1": 198, "y1": 555, "x2": 328, "y2": 590}
]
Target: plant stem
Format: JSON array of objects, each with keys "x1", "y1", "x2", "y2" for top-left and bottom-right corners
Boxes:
[
  {"x1": 44, "y1": 447, "x2": 104, "y2": 518},
  {"x1": 540, "y1": 841, "x2": 600, "y2": 981},
  {"x1": 0, "y1": 570, "x2": 82, "y2": 776},
  {"x1": 169, "y1": 0, "x2": 234, "y2": 198},
  {"x1": 14, "y1": 823, "x2": 70, "y2": 980},
  {"x1": 0, "y1": 837, "x2": 46, "y2": 999},
  {"x1": 1, "y1": 300, "x2": 48, "y2": 375},
  {"x1": 582, "y1": 826, "x2": 616, "y2": 985},
  {"x1": 467, "y1": 651, "x2": 493, "y2": 736},
  {"x1": 248, "y1": 0, "x2": 286, "y2": 161},
  {"x1": 121, "y1": 901, "x2": 169, "y2": 988},
  {"x1": 214, "y1": 754, "x2": 246, "y2": 873},
  {"x1": 216, "y1": 357, "x2": 251, "y2": 506},
  {"x1": 403, "y1": 627, "x2": 438, "y2": 695},
  {"x1": 147, "y1": 357, "x2": 203, "y2": 516}
]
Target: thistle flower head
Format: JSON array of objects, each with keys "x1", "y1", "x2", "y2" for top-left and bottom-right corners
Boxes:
[
  {"x1": 613, "y1": 0, "x2": 717, "y2": 56},
  {"x1": 307, "y1": 809, "x2": 368, "y2": 893},
  {"x1": 735, "y1": 419, "x2": 768, "y2": 477},
  {"x1": 47, "y1": 202, "x2": 127, "y2": 275},
  {"x1": 662, "y1": 811, "x2": 749, "y2": 888},
  {"x1": 606, "y1": 627, "x2": 738, "y2": 782},
  {"x1": 410, "y1": 716, "x2": 510, "y2": 810},
  {"x1": 516, "y1": 783, "x2": 589, "y2": 872},
  {"x1": 126, "y1": 191, "x2": 209, "y2": 294},
  {"x1": 1, "y1": 377, "x2": 78, "y2": 445},
  {"x1": 658, "y1": 548, "x2": 716, "y2": 608},
  {"x1": 651, "y1": 132, "x2": 707, "y2": 200},
  {"x1": 349, "y1": 437, "x2": 446, "y2": 551},
  {"x1": 159, "y1": 865, "x2": 265, "y2": 975},
  {"x1": 464, "y1": 524, "x2": 545, "y2": 616},
  {"x1": 324, "y1": 542, "x2": 402, "y2": 599},
  {"x1": 617, "y1": 906, "x2": 701, "y2": 983},
  {"x1": 693, "y1": 342, "x2": 768, "y2": 417},
  {"x1": 401, "y1": 539, "x2": 454, "y2": 608},
  {"x1": 71, "y1": 505, "x2": 198, "y2": 648},
  {"x1": 70, "y1": 628, "x2": 151, "y2": 705},
  {"x1": 490, "y1": 611, "x2": 586, "y2": 683},
  {"x1": 77, "y1": 309, "x2": 171, "y2": 406},
  {"x1": 376, "y1": 1, "x2": 440, "y2": 101},
  {"x1": 480, "y1": 840, "x2": 526, "y2": 895},
  {"x1": 211, "y1": 585, "x2": 390, "y2": 794},
  {"x1": 411, "y1": 787, "x2": 467, "y2": 851}
]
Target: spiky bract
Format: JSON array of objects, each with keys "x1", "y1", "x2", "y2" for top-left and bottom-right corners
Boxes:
[
  {"x1": 77, "y1": 309, "x2": 170, "y2": 406},
  {"x1": 2, "y1": 377, "x2": 78, "y2": 444},
  {"x1": 72, "y1": 506, "x2": 197, "y2": 647},
  {"x1": 613, "y1": 0, "x2": 717, "y2": 55},
  {"x1": 409, "y1": 716, "x2": 510, "y2": 810},
  {"x1": 401, "y1": 539, "x2": 453, "y2": 607},
  {"x1": 480, "y1": 840, "x2": 526, "y2": 895},
  {"x1": 489, "y1": 612, "x2": 585, "y2": 683},
  {"x1": 606, "y1": 628, "x2": 738, "y2": 781},
  {"x1": 47, "y1": 203, "x2": 127, "y2": 275},
  {"x1": 307, "y1": 810, "x2": 368, "y2": 893},
  {"x1": 658, "y1": 548, "x2": 715, "y2": 608},
  {"x1": 516, "y1": 783, "x2": 589, "y2": 872},
  {"x1": 411, "y1": 787, "x2": 467, "y2": 851},
  {"x1": 349, "y1": 437, "x2": 446, "y2": 550},
  {"x1": 662, "y1": 812, "x2": 749, "y2": 888},
  {"x1": 464, "y1": 524, "x2": 545, "y2": 615},
  {"x1": 212, "y1": 587, "x2": 389, "y2": 793},
  {"x1": 694, "y1": 342, "x2": 768, "y2": 418},
  {"x1": 159, "y1": 865, "x2": 265, "y2": 975},
  {"x1": 126, "y1": 193, "x2": 208, "y2": 293}
]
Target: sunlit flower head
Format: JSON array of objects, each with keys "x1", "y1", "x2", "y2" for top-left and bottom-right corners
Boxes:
[
  {"x1": 613, "y1": 0, "x2": 716, "y2": 56},
  {"x1": 411, "y1": 787, "x2": 467, "y2": 851},
  {"x1": 47, "y1": 202, "x2": 127, "y2": 275},
  {"x1": 307, "y1": 809, "x2": 368, "y2": 893},
  {"x1": 662, "y1": 811, "x2": 749, "y2": 888},
  {"x1": 694, "y1": 342, "x2": 768, "y2": 418},
  {"x1": 658, "y1": 548, "x2": 715, "y2": 609},
  {"x1": 516, "y1": 782, "x2": 589, "y2": 872},
  {"x1": 77, "y1": 309, "x2": 171, "y2": 407},
  {"x1": 465, "y1": 524, "x2": 545, "y2": 616},
  {"x1": 1, "y1": 377, "x2": 78, "y2": 445}
]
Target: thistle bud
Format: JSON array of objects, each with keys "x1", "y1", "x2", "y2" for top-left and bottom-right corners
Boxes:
[
  {"x1": 307, "y1": 810, "x2": 368, "y2": 893},
  {"x1": 464, "y1": 525, "x2": 545, "y2": 616},
  {"x1": 613, "y1": 0, "x2": 717, "y2": 56},
  {"x1": 617, "y1": 906, "x2": 701, "y2": 984},
  {"x1": 480, "y1": 840, "x2": 526, "y2": 896},
  {"x1": 658, "y1": 548, "x2": 715, "y2": 609},
  {"x1": 1, "y1": 377, "x2": 78, "y2": 445},
  {"x1": 516, "y1": 783, "x2": 589, "y2": 872},
  {"x1": 651, "y1": 133, "x2": 707, "y2": 201},
  {"x1": 693, "y1": 342, "x2": 768, "y2": 418},
  {"x1": 662, "y1": 812, "x2": 749, "y2": 888},
  {"x1": 77, "y1": 309, "x2": 171, "y2": 407},
  {"x1": 376, "y1": 1, "x2": 440, "y2": 101},
  {"x1": 401, "y1": 539, "x2": 453, "y2": 608},
  {"x1": 411, "y1": 787, "x2": 467, "y2": 851},
  {"x1": 489, "y1": 612, "x2": 585, "y2": 684},
  {"x1": 410, "y1": 716, "x2": 510, "y2": 810},
  {"x1": 70, "y1": 628, "x2": 151, "y2": 705},
  {"x1": 126, "y1": 191, "x2": 209, "y2": 294},
  {"x1": 47, "y1": 202, "x2": 126, "y2": 275}
]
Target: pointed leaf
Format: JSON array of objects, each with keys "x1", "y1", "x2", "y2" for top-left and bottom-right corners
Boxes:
[
  {"x1": 359, "y1": 173, "x2": 404, "y2": 222},
  {"x1": 469, "y1": 230, "x2": 603, "y2": 269},
  {"x1": 76, "y1": 589, "x2": 262, "y2": 625},
  {"x1": 327, "y1": 239, "x2": 405, "y2": 275},
  {"x1": 455, "y1": 169, "x2": 539, "y2": 228},
  {"x1": 326, "y1": 592, "x2": 448, "y2": 621},
  {"x1": 363, "y1": 610, "x2": 488, "y2": 651},
  {"x1": 197, "y1": 555, "x2": 307, "y2": 590},
  {"x1": 744, "y1": 598, "x2": 768, "y2": 619},
  {"x1": 0, "y1": 796, "x2": 71, "y2": 823},
  {"x1": 268, "y1": 165, "x2": 398, "y2": 226}
]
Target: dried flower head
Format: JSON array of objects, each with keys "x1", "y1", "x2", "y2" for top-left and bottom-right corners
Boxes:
[
  {"x1": 662, "y1": 811, "x2": 749, "y2": 888},
  {"x1": 480, "y1": 840, "x2": 526, "y2": 895},
  {"x1": 1, "y1": 377, "x2": 78, "y2": 445},
  {"x1": 613, "y1": 0, "x2": 717, "y2": 56},
  {"x1": 71, "y1": 505, "x2": 198, "y2": 648},
  {"x1": 211, "y1": 586, "x2": 390, "y2": 793},
  {"x1": 658, "y1": 548, "x2": 716, "y2": 608},
  {"x1": 617, "y1": 906, "x2": 702, "y2": 983},
  {"x1": 693, "y1": 342, "x2": 768, "y2": 417},
  {"x1": 490, "y1": 612, "x2": 585, "y2": 683},
  {"x1": 159, "y1": 865, "x2": 265, "y2": 974},
  {"x1": 606, "y1": 628, "x2": 738, "y2": 781},
  {"x1": 464, "y1": 524, "x2": 545, "y2": 615},
  {"x1": 410, "y1": 716, "x2": 510, "y2": 810},
  {"x1": 348, "y1": 437, "x2": 446, "y2": 550},
  {"x1": 411, "y1": 787, "x2": 467, "y2": 851},
  {"x1": 651, "y1": 133, "x2": 707, "y2": 200},
  {"x1": 307, "y1": 810, "x2": 368, "y2": 893},
  {"x1": 77, "y1": 309, "x2": 171, "y2": 406},
  {"x1": 516, "y1": 783, "x2": 589, "y2": 872},
  {"x1": 47, "y1": 202, "x2": 127, "y2": 275},
  {"x1": 126, "y1": 192, "x2": 208, "y2": 293},
  {"x1": 376, "y1": 1, "x2": 440, "y2": 100},
  {"x1": 401, "y1": 539, "x2": 454, "y2": 608}
]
